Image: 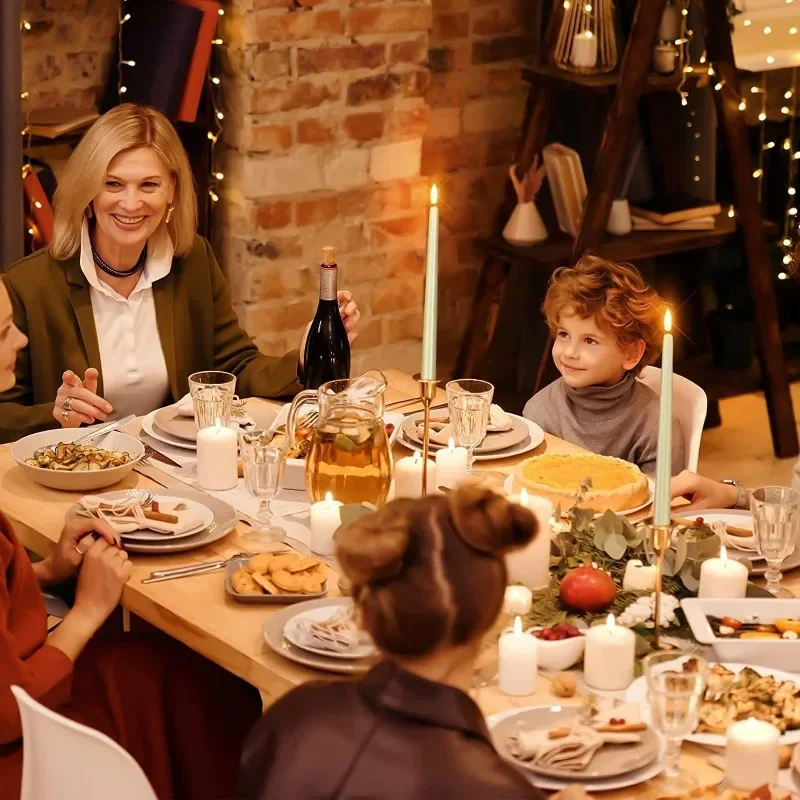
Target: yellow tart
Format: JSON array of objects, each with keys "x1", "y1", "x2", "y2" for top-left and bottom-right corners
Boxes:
[{"x1": 513, "y1": 453, "x2": 650, "y2": 513}]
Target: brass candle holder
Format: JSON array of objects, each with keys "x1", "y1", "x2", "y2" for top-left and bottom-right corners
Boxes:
[
  {"x1": 415, "y1": 375, "x2": 440, "y2": 496},
  {"x1": 651, "y1": 522, "x2": 673, "y2": 650}
]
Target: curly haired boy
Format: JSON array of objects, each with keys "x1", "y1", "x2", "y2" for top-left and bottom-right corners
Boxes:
[{"x1": 523, "y1": 255, "x2": 685, "y2": 476}]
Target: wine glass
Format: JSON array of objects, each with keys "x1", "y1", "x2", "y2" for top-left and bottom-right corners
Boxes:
[
  {"x1": 643, "y1": 651, "x2": 708, "y2": 794},
  {"x1": 751, "y1": 486, "x2": 800, "y2": 597},
  {"x1": 240, "y1": 430, "x2": 286, "y2": 550},
  {"x1": 446, "y1": 379, "x2": 494, "y2": 473}
]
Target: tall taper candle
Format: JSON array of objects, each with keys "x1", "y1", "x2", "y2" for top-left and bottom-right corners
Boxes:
[
  {"x1": 653, "y1": 309, "x2": 673, "y2": 525},
  {"x1": 421, "y1": 184, "x2": 439, "y2": 381}
]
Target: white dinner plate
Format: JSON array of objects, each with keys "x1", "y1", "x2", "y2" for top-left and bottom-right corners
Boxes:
[
  {"x1": 625, "y1": 662, "x2": 800, "y2": 747},
  {"x1": 486, "y1": 707, "x2": 664, "y2": 792},
  {"x1": 395, "y1": 415, "x2": 545, "y2": 462},
  {"x1": 502, "y1": 474, "x2": 654, "y2": 518},
  {"x1": 141, "y1": 410, "x2": 197, "y2": 451},
  {"x1": 283, "y1": 603, "x2": 377, "y2": 660},
  {"x1": 119, "y1": 497, "x2": 214, "y2": 541}
]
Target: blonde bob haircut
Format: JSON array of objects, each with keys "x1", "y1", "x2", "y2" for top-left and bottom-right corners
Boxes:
[{"x1": 50, "y1": 103, "x2": 198, "y2": 261}]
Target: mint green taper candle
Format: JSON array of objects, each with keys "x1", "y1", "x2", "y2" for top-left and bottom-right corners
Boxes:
[
  {"x1": 653, "y1": 309, "x2": 674, "y2": 526},
  {"x1": 421, "y1": 184, "x2": 439, "y2": 381}
]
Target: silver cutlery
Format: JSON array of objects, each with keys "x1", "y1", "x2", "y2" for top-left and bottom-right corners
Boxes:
[
  {"x1": 142, "y1": 551, "x2": 260, "y2": 584},
  {"x1": 138, "y1": 435, "x2": 182, "y2": 468},
  {"x1": 74, "y1": 414, "x2": 136, "y2": 444}
]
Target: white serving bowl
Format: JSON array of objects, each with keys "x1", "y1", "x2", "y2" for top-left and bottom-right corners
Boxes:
[
  {"x1": 681, "y1": 597, "x2": 800, "y2": 673},
  {"x1": 12, "y1": 429, "x2": 145, "y2": 492},
  {"x1": 528, "y1": 627, "x2": 586, "y2": 671}
]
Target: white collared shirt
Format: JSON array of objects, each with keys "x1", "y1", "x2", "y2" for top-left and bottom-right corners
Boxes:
[{"x1": 80, "y1": 220, "x2": 171, "y2": 420}]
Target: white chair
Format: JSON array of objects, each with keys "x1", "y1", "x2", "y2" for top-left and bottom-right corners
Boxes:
[
  {"x1": 639, "y1": 365, "x2": 707, "y2": 473},
  {"x1": 11, "y1": 686, "x2": 157, "y2": 800}
]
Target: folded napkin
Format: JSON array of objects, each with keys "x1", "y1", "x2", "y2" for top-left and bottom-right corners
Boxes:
[
  {"x1": 77, "y1": 495, "x2": 203, "y2": 536},
  {"x1": 175, "y1": 393, "x2": 256, "y2": 428},
  {"x1": 290, "y1": 608, "x2": 372, "y2": 654},
  {"x1": 509, "y1": 721, "x2": 642, "y2": 773},
  {"x1": 415, "y1": 404, "x2": 513, "y2": 446}
]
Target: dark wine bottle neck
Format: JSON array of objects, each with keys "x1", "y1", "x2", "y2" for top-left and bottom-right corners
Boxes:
[{"x1": 319, "y1": 265, "x2": 338, "y2": 301}]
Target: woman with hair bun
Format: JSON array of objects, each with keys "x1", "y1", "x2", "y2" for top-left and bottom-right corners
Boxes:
[{"x1": 239, "y1": 486, "x2": 543, "y2": 800}]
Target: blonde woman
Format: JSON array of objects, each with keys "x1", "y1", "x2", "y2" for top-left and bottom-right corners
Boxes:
[{"x1": 0, "y1": 104, "x2": 360, "y2": 441}]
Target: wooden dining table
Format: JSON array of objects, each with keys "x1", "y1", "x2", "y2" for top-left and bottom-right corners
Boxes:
[{"x1": 2, "y1": 369, "x2": 798, "y2": 797}]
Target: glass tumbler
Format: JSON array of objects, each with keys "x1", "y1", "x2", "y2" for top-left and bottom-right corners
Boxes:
[
  {"x1": 752, "y1": 486, "x2": 800, "y2": 597},
  {"x1": 189, "y1": 371, "x2": 236, "y2": 429},
  {"x1": 446, "y1": 379, "x2": 494, "y2": 473}
]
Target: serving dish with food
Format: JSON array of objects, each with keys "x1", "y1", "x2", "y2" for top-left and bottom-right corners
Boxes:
[
  {"x1": 12, "y1": 429, "x2": 145, "y2": 491},
  {"x1": 225, "y1": 552, "x2": 328, "y2": 604}
]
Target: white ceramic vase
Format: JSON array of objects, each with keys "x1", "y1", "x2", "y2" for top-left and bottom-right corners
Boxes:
[
  {"x1": 606, "y1": 198, "x2": 632, "y2": 236},
  {"x1": 503, "y1": 202, "x2": 548, "y2": 246}
]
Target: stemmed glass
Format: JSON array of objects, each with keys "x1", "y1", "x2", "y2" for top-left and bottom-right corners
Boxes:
[
  {"x1": 643, "y1": 651, "x2": 708, "y2": 794},
  {"x1": 446, "y1": 379, "x2": 494, "y2": 473},
  {"x1": 751, "y1": 486, "x2": 799, "y2": 597},
  {"x1": 239, "y1": 430, "x2": 286, "y2": 550}
]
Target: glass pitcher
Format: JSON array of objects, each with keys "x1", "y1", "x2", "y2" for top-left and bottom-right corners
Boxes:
[{"x1": 286, "y1": 370, "x2": 392, "y2": 505}]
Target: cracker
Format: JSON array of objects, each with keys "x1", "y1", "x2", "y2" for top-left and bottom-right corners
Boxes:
[
  {"x1": 231, "y1": 569, "x2": 262, "y2": 595},
  {"x1": 269, "y1": 553, "x2": 301, "y2": 573},
  {"x1": 251, "y1": 572, "x2": 281, "y2": 595},
  {"x1": 246, "y1": 553, "x2": 273, "y2": 574},
  {"x1": 286, "y1": 556, "x2": 320, "y2": 574},
  {"x1": 272, "y1": 569, "x2": 322, "y2": 594}
]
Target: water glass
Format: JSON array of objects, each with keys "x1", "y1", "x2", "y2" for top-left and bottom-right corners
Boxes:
[
  {"x1": 189, "y1": 371, "x2": 236, "y2": 429},
  {"x1": 446, "y1": 379, "x2": 494, "y2": 473},
  {"x1": 752, "y1": 486, "x2": 799, "y2": 597},
  {"x1": 643, "y1": 651, "x2": 708, "y2": 793},
  {"x1": 240, "y1": 430, "x2": 286, "y2": 548}
]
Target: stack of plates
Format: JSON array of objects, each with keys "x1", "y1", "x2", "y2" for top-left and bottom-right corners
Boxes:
[
  {"x1": 679, "y1": 510, "x2": 800, "y2": 576},
  {"x1": 488, "y1": 705, "x2": 664, "y2": 792},
  {"x1": 396, "y1": 411, "x2": 545, "y2": 462},
  {"x1": 65, "y1": 488, "x2": 238, "y2": 554},
  {"x1": 262, "y1": 597, "x2": 378, "y2": 674}
]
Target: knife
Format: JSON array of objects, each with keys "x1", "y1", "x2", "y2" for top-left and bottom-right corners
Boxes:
[{"x1": 141, "y1": 440, "x2": 182, "y2": 468}]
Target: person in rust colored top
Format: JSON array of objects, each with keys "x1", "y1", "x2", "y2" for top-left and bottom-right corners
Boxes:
[
  {"x1": 0, "y1": 278, "x2": 261, "y2": 799},
  {"x1": 239, "y1": 486, "x2": 545, "y2": 800}
]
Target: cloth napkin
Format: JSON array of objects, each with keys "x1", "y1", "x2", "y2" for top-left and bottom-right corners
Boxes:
[
  {"x1": 289, "y1": 609, "x2": 371, "y2": 654},
  {"x1": 77, "y1": 495, "x2": 203, "y2": 536},
  {"x1": 414, "y1": 404, "x2": 513, "y2": 446},
  {"x1": 510, "y1": 722, "x2": 641, "y2": 772},
  {"x1": 174, "y1": 393, "x2": 256, "y2": 427}
]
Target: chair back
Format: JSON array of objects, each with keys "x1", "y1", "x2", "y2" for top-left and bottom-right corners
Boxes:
[
  {"x1": 639, "y1": 366, "x2": 707, "y2": 473},
  {"x1": 11, "y1": 686, "x2": 157, "y2": 800}
]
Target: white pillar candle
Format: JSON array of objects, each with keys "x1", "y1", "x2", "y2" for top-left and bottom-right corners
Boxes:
[
  {"x1": 698, "y1": 546, "x2": 749, "y2": 598},
  {"x1": 622, "y1": 559, "x2": 658, "y2": 592},
  {"x1": 570, "y1": 31, "x2": 597, "y2": 69},
  {"x1": 498, "y1": 615, "x2": 537, "y2": 696},
  {"x1": 196, "y1": 424, "x2": 238, "y2": 491},
  {"x1": 394, "y1": 451, "x2": 435, "y2": 498},
  {"x1": 725, "y1": 718, "x2": 780, "y2": 790},
  {"x1": 583, "y1": 614, "x2": 635, "y2": 691},
  {"x1": 434, "y1": 438, "x2": 468, "y2": 490},
  {"x1": 506, "y1": 490, "x2": 554, "y2": 590},
  {"x1": 310, "y1": 492, "x2": 343, "y2": 556},
  {"x1": 504, "y1": 585, "x2": 533, "y2": 616}
]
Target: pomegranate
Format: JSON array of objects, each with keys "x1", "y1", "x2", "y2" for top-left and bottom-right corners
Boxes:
[{"x1": 559, "y1": 565, "x2": 617, "y2": 612}]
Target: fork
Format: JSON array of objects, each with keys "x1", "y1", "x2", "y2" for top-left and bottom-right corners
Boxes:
[{"x1": 300, "y1": 411, "x2": 319, "y2": 428}]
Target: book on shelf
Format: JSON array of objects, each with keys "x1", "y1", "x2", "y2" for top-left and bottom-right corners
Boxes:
[
  {"x1": 629, "y1": 194, "x2": 721, "y2": 225},
  {"x1": 26, "y1": 109, "x2": 99, "y2": 139},
  {"x1": 631, "y1": 215, "x2": 716, "y2": 231},
  {"x1": 542, "y1": 143, "x2": 587, "y2": 238}
]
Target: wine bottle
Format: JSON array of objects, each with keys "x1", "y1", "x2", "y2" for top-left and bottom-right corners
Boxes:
[{"x1": 303, "y1": 246, "x2": 351, "y2": 390}]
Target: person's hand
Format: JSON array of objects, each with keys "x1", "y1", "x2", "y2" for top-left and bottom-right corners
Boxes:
[
  {"x1": 298, "y1": 290, "x2": 361, "y2": 368},
  {"x1": 35, "y1": 517, "x2": 121, "y2": 586},
  {"x1": 670, "y1": 470, "x2": 740, "y2": 512},
  {"x1": 71, "y1": 538, "x2": 132, "y2": 631},
  {"x1": 53, "y1": 368, "x2": 113, "y2": 427}
]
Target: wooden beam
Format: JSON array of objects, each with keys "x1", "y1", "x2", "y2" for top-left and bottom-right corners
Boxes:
[
  {"x1": 0, "y1": 0, "x2": 23, "y2": 268},
  {"x1": 573, "y1": 0, "x2": 668, "y2": 257},
  {"x1": 702, "y1": 0, "x2": 798, "y2": 458}
]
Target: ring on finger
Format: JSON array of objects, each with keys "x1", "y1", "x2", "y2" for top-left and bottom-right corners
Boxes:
[
  {"x1": 62, "y1": 410, "x2": 71, "y2": 422},
  {"x1": 74, "y1": 545, "x2": 84, "y2": 556},
  {"x1": 114, "y1": 550, "x2": 128, "y2": 561},
  {"x1": 63, "y1": 396, "x2": 74, "y2": 412}
]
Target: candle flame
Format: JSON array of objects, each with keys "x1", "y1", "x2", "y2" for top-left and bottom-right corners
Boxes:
[
  {"x1": 215, "y1": 416, "x2": 222, "y2": 428},
  {"x1": 606, "y1": 613, "x2": 616, "y2": 629},
  {"x1": 664, "y1": 309, "x2": 672, "y2": 332},
  {"x1": 412, "y1": 450, "x2": 421, "y2": 464},
  {"x1": 448, "y1": 437, "x2": 455, "y2": 452},
  {"x1": 520, "y1": 487, "x2": 529, "y2": 507},
  {"x1": 430, "y1": 183, "x2": 438, "y2": 205},
  {"x1": 585, "y1": 29, "x2": 594, "y2": 38},
  {"x1": 513, "y1": 615, "x2": 523, "y2": 634},
  {"x1": 720, "y1": 545, "x2": 728, "y2": 562},
  {"x1": 325, "y1": 491, "x2": 333, "y2": 504}
]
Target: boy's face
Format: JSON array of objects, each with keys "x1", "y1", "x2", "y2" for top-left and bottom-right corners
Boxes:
[{"x1": 552, "y1": 312, "x2": 644, "y2": 389}]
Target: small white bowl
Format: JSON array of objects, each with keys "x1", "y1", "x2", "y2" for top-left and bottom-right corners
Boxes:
[
  {"x1": 12, "y1": 429, "x2": 145, "y2": 492},
  {"x1": 528, "y1": 627, "x2": 586, "y2": 671}
]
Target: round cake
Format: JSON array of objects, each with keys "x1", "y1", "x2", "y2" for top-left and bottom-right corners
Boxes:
[{"x1": 513, "y1": 453, "x2": 650, "y2": 513}]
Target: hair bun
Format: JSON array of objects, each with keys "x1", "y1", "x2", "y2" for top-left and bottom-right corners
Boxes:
[
  {"x1": 335, "y1": 503, "x2": 412, "y2": 586},
  {"x1": 448, "y1": 485, "x2": 536, "y2": 555}
]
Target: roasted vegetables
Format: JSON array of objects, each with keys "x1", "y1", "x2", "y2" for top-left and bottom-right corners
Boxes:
[{"x1": 26, "y1": 442, "x2": 132, "y2": 472}]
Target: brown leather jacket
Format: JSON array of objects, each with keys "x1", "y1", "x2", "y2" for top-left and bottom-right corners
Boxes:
[{"x1": 238, "y1": 661, "x2": 542, "y2": 800}]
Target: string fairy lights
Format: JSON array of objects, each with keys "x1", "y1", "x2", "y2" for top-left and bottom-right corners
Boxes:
[{"x1": 19, "y1": 0, "x2": 41, "y2": 245}]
